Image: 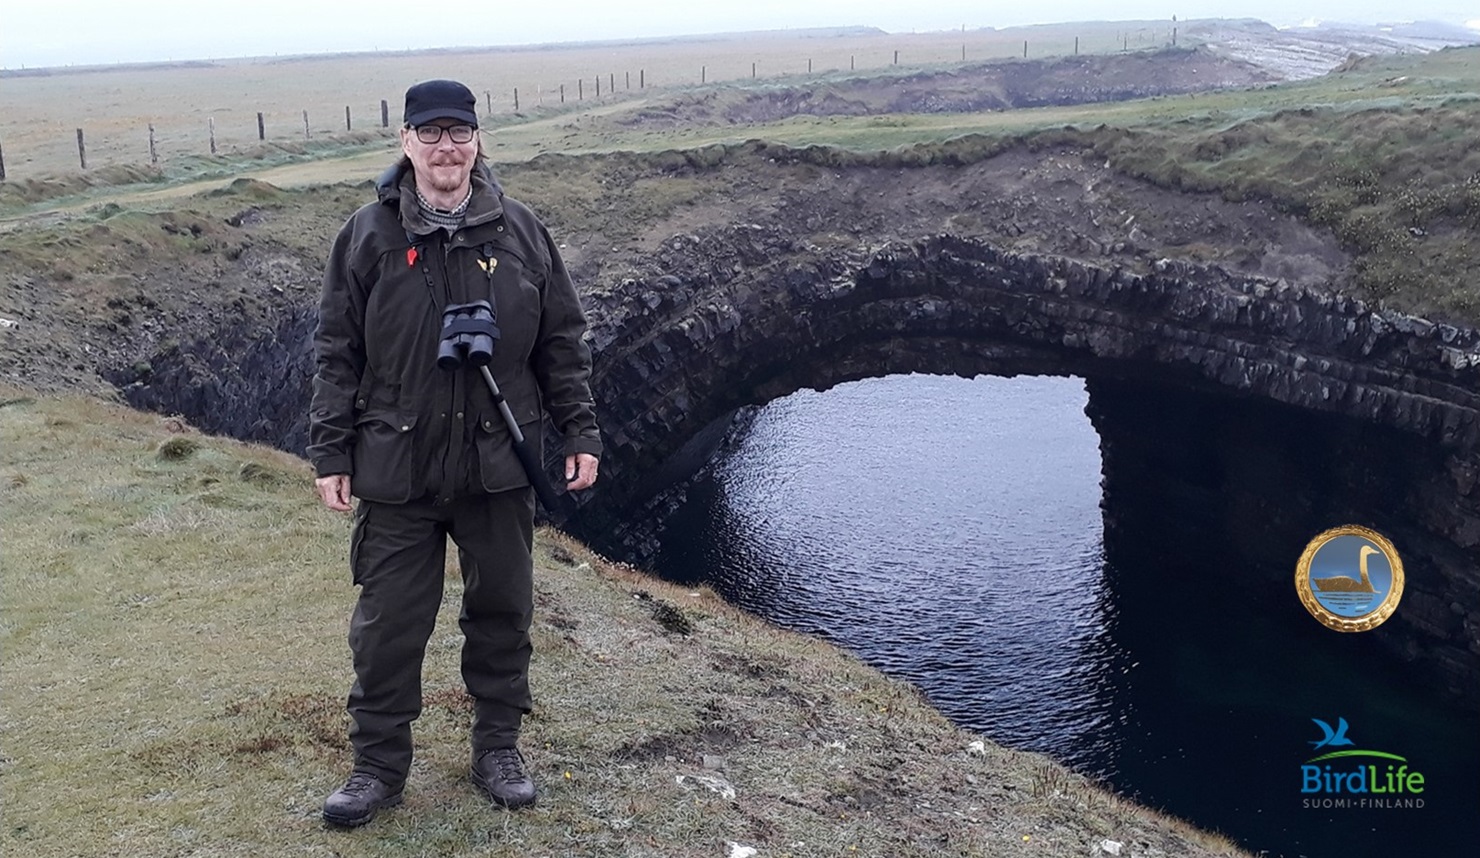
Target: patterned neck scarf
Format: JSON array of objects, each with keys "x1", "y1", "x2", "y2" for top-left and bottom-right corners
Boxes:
[{"x1": 416, "y1": 185, "x2": 472, "y2": 234}]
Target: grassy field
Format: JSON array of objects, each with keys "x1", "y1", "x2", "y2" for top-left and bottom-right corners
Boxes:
[
  {"x1": 0, "y1": 22, "x2": 1175, "y2": 179},
  {"x1": 4, "y1": 41, "x2": 1478, "y2": 326},
  {"x1": 0, "y1": 388, "x2": 1250, "y2": 857}
]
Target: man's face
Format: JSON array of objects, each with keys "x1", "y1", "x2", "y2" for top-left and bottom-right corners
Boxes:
[{"x1": 401, "y1": 119, "x2": 477, "y2": 195}]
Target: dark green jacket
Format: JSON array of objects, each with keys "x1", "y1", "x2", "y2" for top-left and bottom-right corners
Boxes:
[{"x1": 307, "y1": 162, "x2": 601, "y2": 504}]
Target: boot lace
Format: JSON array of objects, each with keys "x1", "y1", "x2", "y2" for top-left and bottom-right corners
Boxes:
[
  {"x1": 341, "y1": 772, "x2": 382, "y2": 795},
  {"x1": 483, "y1": 747, "x2": 530, "y2": 784}
]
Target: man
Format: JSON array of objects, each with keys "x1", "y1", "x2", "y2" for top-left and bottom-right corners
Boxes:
[{"x1": 308, "y1": 78, "x2": 601, "y2": 827}]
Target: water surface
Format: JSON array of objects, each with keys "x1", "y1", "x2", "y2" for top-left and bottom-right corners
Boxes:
[{"x1": 653, "y1": 373, "x2": 1478, "y2": 857}]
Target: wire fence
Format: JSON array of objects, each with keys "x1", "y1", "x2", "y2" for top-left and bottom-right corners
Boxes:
[{"x1": 0, "y1": 25, "x2": 1182, "y2": 180}]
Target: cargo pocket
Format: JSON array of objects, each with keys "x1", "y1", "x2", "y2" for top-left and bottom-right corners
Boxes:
[
  {"x1": 474, "y1": 415, "x2": 542, "y2": 493},
  {"x1": 350, "y1": 410, "x2": 420, "y2": 503}
]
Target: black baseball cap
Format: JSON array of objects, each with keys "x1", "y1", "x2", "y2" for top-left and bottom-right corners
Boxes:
[{"x1": 404, "y1": 79, "x2": 479, "y2": 128}]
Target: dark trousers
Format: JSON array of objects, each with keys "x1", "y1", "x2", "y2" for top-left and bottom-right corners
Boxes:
[{"x1": 345, "y1": 488, "x2": 535, "y2": 786}]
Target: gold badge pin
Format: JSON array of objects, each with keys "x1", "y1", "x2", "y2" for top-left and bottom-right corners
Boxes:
[{"x1": 1295, "y1": 525, "x2": 1405, "y2": 632}]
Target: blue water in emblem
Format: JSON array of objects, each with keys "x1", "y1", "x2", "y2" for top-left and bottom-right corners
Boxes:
[{"x1": 1309, "y1": 535, "x2": 1393, "y2": 617}]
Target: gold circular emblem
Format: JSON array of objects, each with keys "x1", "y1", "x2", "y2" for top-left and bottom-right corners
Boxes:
[{"x1": 1295, "y1": 525, "x2": 1404, "y2": 632}]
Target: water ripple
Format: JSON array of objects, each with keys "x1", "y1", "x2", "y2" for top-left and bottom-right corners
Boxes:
[{"x1": 657, "y1": 373, "x2": 1115, "y2": 766}]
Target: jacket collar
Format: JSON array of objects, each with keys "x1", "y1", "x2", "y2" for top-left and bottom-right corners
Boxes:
[{"x1": 376, "y1": 160, "x2": 505, "y2": 237}]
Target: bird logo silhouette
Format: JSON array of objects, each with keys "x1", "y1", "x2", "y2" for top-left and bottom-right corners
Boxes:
[{"x1": 1310, "y1": 717, "x2": 1355, "y2": 750}]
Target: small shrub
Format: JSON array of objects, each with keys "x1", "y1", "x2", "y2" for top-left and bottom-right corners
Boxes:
[
  {"x1": 156, "y1": 437, "x2": 200, "y2": 461},
  {"x1": 1029, "y1": 762, "x2": 1073, "y2": 799},
  {"x1": 238, "y1": 461, "x2": 293, "y2": 487},
  {"x1": 652, "y1": 600, "x2": 694, "y2": 635}
]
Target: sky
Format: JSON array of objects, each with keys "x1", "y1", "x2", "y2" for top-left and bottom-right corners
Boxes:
[{"x1": 4, "y1": 1, "x2": 1478, "y2": 68}]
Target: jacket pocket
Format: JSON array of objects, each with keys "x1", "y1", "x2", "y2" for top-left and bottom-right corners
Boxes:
[
  {"x1": 351, "y1": 410, "x2": 421, "y2": 503},
  {"x1": 474, "y1": 415, "x2": 542, "y2": 494}
]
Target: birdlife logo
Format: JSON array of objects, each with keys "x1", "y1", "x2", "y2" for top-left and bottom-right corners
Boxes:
[
  {"x1": 1294, "y1": 525, "x2": 1404, "y2": 632},
  {"x1": 1301, "y1": 717, "x2": 1425, "y2": 809}
]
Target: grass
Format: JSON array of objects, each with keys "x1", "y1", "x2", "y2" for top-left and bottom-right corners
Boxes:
[
  {"x1": 8, "y1": 41, "x2": 1480, "y2": 324},
  {"x1": 525, "y1": 45, "x2": 1480, "y2": 323},
  {"x1": 0, "y1": 23, "x2": 1159, "y2": 180},
  {"x1": 0, "y1": 387, "x2": 1251, "y2": 857}
]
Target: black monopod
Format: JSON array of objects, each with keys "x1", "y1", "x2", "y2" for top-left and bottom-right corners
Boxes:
[{"x1": 438, "y1": 301, "x2": 571, "y2": 520}]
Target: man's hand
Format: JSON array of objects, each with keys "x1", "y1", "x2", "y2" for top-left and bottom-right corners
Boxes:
[
  {"x1": 315, "y1": 474, "x2": 353, "y2": 511},
  {"x1": 565, "y1": 453, "x2": 599, "y2": 491}
]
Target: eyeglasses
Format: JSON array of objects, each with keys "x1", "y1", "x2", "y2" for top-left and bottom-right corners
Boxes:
[{"x1": 413, "y1": 124, "x2": 476, "y2": 145}]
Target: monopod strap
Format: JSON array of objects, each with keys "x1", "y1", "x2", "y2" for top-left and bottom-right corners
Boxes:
[
  {"x1": 513, "y1": 438, "x2": 571, "y2": 521},
  {"x1": 478, "y1": 366, "x2": 519, "y2": 440},
  {"x1": 477, "y1": 365, "x2": 567, "y2": 518}
]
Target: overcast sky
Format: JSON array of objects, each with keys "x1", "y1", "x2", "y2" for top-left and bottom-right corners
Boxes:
[{"x1": 5, "y1": 1, "x2": 1478, "y2": 68}]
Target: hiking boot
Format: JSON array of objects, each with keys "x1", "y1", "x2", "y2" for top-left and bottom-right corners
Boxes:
[
  {"x1": 322, "y1": 771, "x2": 404, "y2": 827},
  {"x1": 471, "y1": 747, "x2": 538, "y2": 808}
]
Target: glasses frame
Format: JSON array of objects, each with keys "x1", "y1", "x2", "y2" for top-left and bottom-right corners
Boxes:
[{"x1": 412, "y1": 124, "x2": 477, "y2": 145}]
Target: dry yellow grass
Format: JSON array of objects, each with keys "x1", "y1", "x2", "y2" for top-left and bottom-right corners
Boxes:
[{"x1": 0, "y1": 23, "x2": 1166, "y2": 178}]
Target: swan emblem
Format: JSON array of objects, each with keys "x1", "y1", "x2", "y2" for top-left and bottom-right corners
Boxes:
[
  {"x1": 1296, "y1": 526, "x2": 1405, "y2": 633},
  {"x1": 1312, "y1": 545, "x2": 1380, "y2": 593}
]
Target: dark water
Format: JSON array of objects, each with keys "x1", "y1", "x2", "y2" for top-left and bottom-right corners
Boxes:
[{"x1": 653, "y1": 374, "x2": 1479, "y2": 858}]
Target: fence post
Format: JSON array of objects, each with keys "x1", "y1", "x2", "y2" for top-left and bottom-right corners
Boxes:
[
  {"x1": 578, "y1": 79, "x2": 583, "y2": 100},
  {"x1": 595, "y1": 75, "x2": 600, "y2": 97},
  {"x1": 808, "y1": 58, "x2": 812, "y2": 73},
  {"x1": 76, "y1": 128, "x2": 87, "y2": 169},
  {"x1": 701, "y1": 65, "x2": 706, "y2": 83},
  {"x1": 209, "y1": 117, "x2": 217, "y2": 154},
  {"x1": 851, "y1": 55, "x2": 855, "y2": 70},
  {"x1": 0, "y1": 139, "x2": 6, "y2": 181},
  {"x1": 513, "y1": 87, "x2": 519, "y2": 111},
  {"x1": 1173, "y1": 27, "x2": 1178, "y2": 46},
  {"x1": 1023, "y1": 40, "x2": 1028, "y2": 58},
  {"x1": 1075, "y1": 36, "x2": 1079, "y2": 55},
  {"x1": 381, "y1": 100, "x2": 389, "y2": 127},
  {"x1": 149, "y1": 124, "x2": 158, "y2": 165},
  {"x1": 560, "y1": 84, "x2": 565, "y2": 103},
  {"x1": 625, "y1": 71, "x2": 630, "y2": 90},
  {"x1": 751, "y1": 62, "x2": 756, "y2": 78},
  {"x1": 485, "y1": 90, "x2": 491, "y2": 115},
  {"x1": 893, "y1": 50, "x2": 898, "y2": 65},
  {"x1": 344, "y1": 106, "x2": 351, "y2": 131},
  {"x1": 303, "y1": 110, "x2": 310, "y2": 139},
  {"x1": 640, "y1": 69, "x2": 645, "y2": 88},
  {"x1": 962, "y1": 44, "x2": 966, "y2": 61},
  {"x1": 257, "y1": 112, "x2": 265, "y2": 140},
  {"x1": 609, "y1": 72, "x2": 614, "y2": 93}
]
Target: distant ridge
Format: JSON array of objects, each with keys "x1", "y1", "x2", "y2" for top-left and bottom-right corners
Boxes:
[
  {"x1": 259, "y1": 26, "x2": 890, "y2": 64},
  {"x1": 1310, "y1": 19, "x2": 1480, "y2": 41},
  {"x1": 1, "y1": 26, "x2": 889, "y2": 75},
  {"x1": 0, "y1": 59, "x2": 217, "y2": 78}
]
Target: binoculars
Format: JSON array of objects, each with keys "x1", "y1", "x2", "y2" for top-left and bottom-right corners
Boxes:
[{"x1": 436, "y1": 300, "x2": 500, "y2": 370}]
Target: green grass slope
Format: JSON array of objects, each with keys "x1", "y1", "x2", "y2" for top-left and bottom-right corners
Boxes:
[{"x1": 0, "y1": 389, "x2": 1250, "y2": 857}]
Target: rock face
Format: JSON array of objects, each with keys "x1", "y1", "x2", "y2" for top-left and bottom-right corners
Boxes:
[
  {"x1": 574, "y1": 227, "x2": 1480, "y2": 706},
  {"x1": 120, "y1": 225, "x2": 1480, "y2": 707},
  {"x1": 116, "y1": 304, "x2": 318, "y2": 457},
  {"x1": 619, "y1": 47, "x2": 1279, "y2": 129}
]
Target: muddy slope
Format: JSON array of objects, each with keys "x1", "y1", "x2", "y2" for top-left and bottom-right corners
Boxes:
[{"x1": 612, "y1": 47, "x2": 1278, "y2": 130}]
